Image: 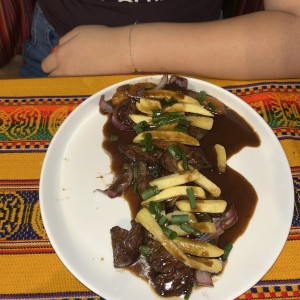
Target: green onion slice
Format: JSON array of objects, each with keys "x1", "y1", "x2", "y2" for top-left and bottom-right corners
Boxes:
[
  {"x1": 174, "y1": 119, "x2": 189, "y2": 133},
  {"x1": 143, "y1": 132, "x2": 153, "y2": 152},
  {"x1": 186, "y1": 187, "x2": 197, "y2": 209},
  {"x1": 148, "y1": 201, "x2": 161, "y2": 217},
  {"x1": 133, "y1": 121, "x2": 149, "y2": 134},
  {"x1": 197, "y1": 90, "x2": 207, "y2": 103},
  {"x1": 221, "y1": 243, "x2": 233, "y2": 261},
  {"x1": 141, "y1": 185, "x2": 159, "y2": 201},
  {"x1": 139, "y1": 245, "x2": 151, "y2": 256},
  {"x1": 132, "y1": 161, "x2": 138, "y2": 193},
  {"x1": 110, "y1": 135, "x2": 119, "y2": 141},
  {"x1": 157, "y1": 214, "x2": 168, "y2": 226},
  {"x1": 161, "y1": 226, "x2": 177, "y2": 240},
  {"x1": 184, "y1": 282, "x2": 194, "y2": 300},
  {"x1": 171, "y1": 214, "x2": 190, "y2": 224},
  {"x1": 180, "y1": 222, "x2": 195, "y2": 234},
  {"x1": 152, "y1": 112, "x2": 186, "y2": 127},
  {"x1": 152, "y1": 109, "x2": 161, "y2": 118},
  {"x1": 161, "y1": 97, "x2": 178, "y2": 108},
  {"x1": 167, "y1": 144, "x2": 183, "y2": 160},
  {"x1": 208, "y1": 101, "x2": 216, "y2": 111},
  {"x1": 181, "y1": 152, "x2": 189, "y2": 171}
]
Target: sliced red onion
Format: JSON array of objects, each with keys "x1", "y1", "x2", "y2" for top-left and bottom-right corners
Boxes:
[
  {"x1": 217, "y1": 205, "x2": 238, "y2": 230},
  {"x1": 198, "y1": 228, "x2": 224, "y2": 243},
  {"x1": 95, "y1": 167, "x2": 133, "y2": 198},
  {"x1": 153, "y1": 74, "x2": 168, "y2": 90},
  {"x1": 195, "y1": 270, "x2": 214, "y2": 287},
  {"x1": 198, "y1": 206, "x2": 238, "y2": 242},
  {"x1": 99, "y1": 95, "x2": 113, "y2": 114},
  {"x1": 169, "y1": 75, "x2": 188, "y2": 88},
  {"x1": 111, "y1": 99, "x2": 134, "y2": 131}
]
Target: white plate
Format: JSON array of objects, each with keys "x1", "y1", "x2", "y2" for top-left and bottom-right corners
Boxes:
[{"x1": 40, "y1": 75, "x2": 294, "y2": 300}]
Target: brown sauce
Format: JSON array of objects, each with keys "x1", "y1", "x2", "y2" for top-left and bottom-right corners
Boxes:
[
  {"x1": 103, "y1": 105, "x2": 260, "y2": 247},
  {"x1": 199, "y1": 109, "x2": 260, "y2": 247}
]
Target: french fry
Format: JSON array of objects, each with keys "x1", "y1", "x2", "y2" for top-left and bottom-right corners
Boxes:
[
  {"x1": 149, "y1": 170, "x2": 200, "y2": 190},
  {"x1": 111, "y1": 90, "x2": 129, "y2": 106},
  {"x1": 178, "y1": 162, "x2": 221, "y2": 197},
  {"x1": 143, "y1": 89, "x2": 200, "y2": 106},
  {"x1": 193, "y1": 172, "x2": 222, "y2": 197},
  {"x1": 133, "y1": 131, "x2": 200, "y2": 146},
  {"x1": 175, "y1": 200, "x2": 227, "y2": 213},
  {"x1": 185, "y1": 256, "x2": 222, "y2": 273},
  {"x1": 173, "y1": 237, "x2": 224, "y2": 258},
  {"x1": 163, "y1": 103, "x2": 213, "y2": 117},
  {"x1": 136, "y1": 102, "x2": 153, "y2": 115},
  {"x1": 139, "y1": 98, "x2": 162, "y2": 111},
  {"x1": 129, "y1": 114, "x2": 152, "y2": 124},
  {"x1": 155, "y1": 123, "x2": 178, "y2": 131},
  {"x1": 136, "y1": 208, "x2": 222, "y2": 273},
  {"x1": 186, "y1": 115, "x2": 214, "y2": 130},
  {"x1": 214, "y1": 144, "x2": 227, "y2": 173},
  {"x1": 141, "y1": 185, "x2": 206, "y2": 206},
  {"x1": 192, "y1": 222, "x2": 216, "y2": 233}
]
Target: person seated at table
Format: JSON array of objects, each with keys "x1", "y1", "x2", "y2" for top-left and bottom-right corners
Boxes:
[{"x1": 21, "y1": 0, "x2": 300, "y2": 80}]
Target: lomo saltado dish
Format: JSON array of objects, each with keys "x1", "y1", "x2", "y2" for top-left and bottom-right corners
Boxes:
[{"x1": 98, "y1": 75, "x2": 260, "y2": 299}]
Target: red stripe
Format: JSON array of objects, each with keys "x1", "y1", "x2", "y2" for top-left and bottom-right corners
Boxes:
[{"x1": 0, "y1": 248, "x2": 55, "y2": 254}]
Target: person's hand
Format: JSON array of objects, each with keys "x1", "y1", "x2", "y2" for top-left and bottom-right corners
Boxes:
[{"x1": 42, "y1": 25, "x2": 134, "y2": 76}]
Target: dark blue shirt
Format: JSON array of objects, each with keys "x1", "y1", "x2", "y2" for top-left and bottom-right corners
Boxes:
[{"x1": 39, "y1": 0, "x2": 223, "y2": 35}]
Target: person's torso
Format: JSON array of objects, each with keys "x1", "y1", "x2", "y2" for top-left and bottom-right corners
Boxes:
[{"x1": 38, "y1": 0, "x2": 223, "y2": 36}]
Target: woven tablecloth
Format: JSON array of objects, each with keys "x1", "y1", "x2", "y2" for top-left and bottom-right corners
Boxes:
[{"x1": 0, "y1": 75, "x2": 299, "y2": 300}]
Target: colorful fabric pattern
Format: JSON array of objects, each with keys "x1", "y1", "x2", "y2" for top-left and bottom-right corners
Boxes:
[{"x1": 0, "y1": 76, "x2": 299, "y2": 299}]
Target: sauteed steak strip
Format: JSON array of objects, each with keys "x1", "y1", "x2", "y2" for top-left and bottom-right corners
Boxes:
[
  {"x1": 118, "y1": 144, "x2": 164, "y2": 165},
  {"x1": 110, "y1": 220, "x2": 145, "y2": 268},
  {"x1": 141, "y1": 238, "x2": 194, "y2": 297}
]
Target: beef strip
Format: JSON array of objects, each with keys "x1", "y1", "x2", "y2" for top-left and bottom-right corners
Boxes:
[
  {"x1": 187, "y1": 126, "x2": 208, "y2": 141},
  {"x1": 146, "y1": 239, "x2": 179, "y2": 273},
  {"x1": 137, "y1": 161, "x2": 152, "y2": 193},
  {"x1": 118, "y1": 144, "x2": 164, "y2": 165},
  {"x1": 186, "y1": 147, "x2": 212, "y2": 170},
  {"x1": 159, "y1": 143, "x2": 212, "y2": 172},
  {"x1": 159, "y1": 151, "x2": 179, "y2": 174},
  {"x1": 152, "y1": 264, "x2": 194, "y2": 297},
  {"x1": 114, "y1": 99, "x2": 137, "y2": 128},
  {"x1": 146, "y1": 238, "x2": 195, "y2": 297},
  {"x1": 110, "y1": 220, "x2": 145, "y2": 268}
]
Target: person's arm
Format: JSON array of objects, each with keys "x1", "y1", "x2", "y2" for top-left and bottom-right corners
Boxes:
[{"x1": 42, "y1": 0, "x2": 300, "y2": 79}]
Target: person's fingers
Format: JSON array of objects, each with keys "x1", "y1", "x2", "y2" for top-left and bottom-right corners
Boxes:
[
  {"x1": 41, "y1": 52, "x2": 58, "y2": 74},
  {"x1": 42, "y1": 30, "x2": 80, "y2": 74}
]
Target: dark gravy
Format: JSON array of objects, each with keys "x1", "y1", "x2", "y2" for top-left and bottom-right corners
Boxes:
[{"x1": 102, "y1": 97, "x2": 260, "y2": 247}]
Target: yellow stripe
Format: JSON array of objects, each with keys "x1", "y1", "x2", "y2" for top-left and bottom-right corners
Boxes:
[
  {"x1": 0, "y1": 153, "x2": 45, "y2": 180},
  {"x1": 262, "y1": 240, "x2": 300, "y2": 281},
  {"x1": 1, "y1": 242, "x2": 298, "y2": 294},
  {"x1": 0, "y1": 253, "x2": 89, "y2": 294},
  {"x1": 0, "y1": 75, "x2": 139, "y2": 97},
  {"x1": 280, "y1": 139, "x2": 300, "y2": 168},
  {"x1": 1, "y1": 76, "x2": 296, "y2": 98}
]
